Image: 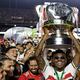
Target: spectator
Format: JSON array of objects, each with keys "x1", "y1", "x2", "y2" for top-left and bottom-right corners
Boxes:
[
  {"x1": 9, "y1": 39, "x2": 16, "y2": 47},
  {"x1": 16, "y1": 45, "x2": 25, "y2": 62},
  {"x1": 46, "y1": 50, "x2": 53, "y2": 65},
  {"x1": 25, "y1": 41, "x2": 33, "y2": 51},
  {"x1": 18, "y1": 56, "x2": 45, "y2": 80},
  {"x1": 5, "y1": 46, "x2": 17, "y2": 61},
  {"x1": 0, "y1": 62, "x2": 4, "y2": 80},
  {"x1": 1, "y1": 58, "x2": 15, "y2": 80}
]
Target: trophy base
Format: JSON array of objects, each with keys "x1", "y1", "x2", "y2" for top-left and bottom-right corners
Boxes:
[
  {"x1": 45, "y1": 34, "x2": 72, "y2": 49},
  {"x1": 45, "y1": 44, "x2": 72, "y2": 49}
]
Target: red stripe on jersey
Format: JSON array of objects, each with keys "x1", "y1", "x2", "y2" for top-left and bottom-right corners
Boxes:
[
  {"x1": 46, "y1": 76, "x2": 56, "y2": 80},
  {"x1": 64, "y1": 73, "x2": 72, "y2": 79}
]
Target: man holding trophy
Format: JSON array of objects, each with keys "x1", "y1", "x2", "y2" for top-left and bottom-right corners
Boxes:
[{"x1": 35, "y1": 2, "x2": 80, "y2": 80}]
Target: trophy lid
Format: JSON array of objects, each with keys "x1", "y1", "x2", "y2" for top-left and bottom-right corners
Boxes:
[{"x1": 46, "y1": 2, "x2": 72, "y2": 20}]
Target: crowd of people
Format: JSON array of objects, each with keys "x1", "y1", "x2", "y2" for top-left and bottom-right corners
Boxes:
[{"x1": 0, "y1": 27, "x2": 80, "y2": 80}]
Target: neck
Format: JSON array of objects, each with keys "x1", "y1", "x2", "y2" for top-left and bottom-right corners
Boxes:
[
  {"x1": 54, "y1": 67, "x2": 65, "y2": 80},
  {"x1": 54, "y1": 67, "x2": 64, "y2": 72}
]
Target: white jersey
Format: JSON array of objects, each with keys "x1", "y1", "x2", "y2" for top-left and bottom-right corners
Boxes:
[{"x1": 43, "y1": 62, "x2": 77, "y2": 80}]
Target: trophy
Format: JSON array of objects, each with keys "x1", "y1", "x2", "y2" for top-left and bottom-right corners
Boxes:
[{"x1": 36, "y1": 2, "x2": 78, "y2": 49}]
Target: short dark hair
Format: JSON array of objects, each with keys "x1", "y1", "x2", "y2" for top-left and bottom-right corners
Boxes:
[
  {"x1": 5, "y1": 46, "x2": 16, "y2": 53},
  {"x1": 52, "y1": 49, "x2": 66, "y2": 58},
  {"x1": 26, "y1": 41, "x2": 33, "y2": 46},
  {"x1": 53, "y1": 49, "x2": 65, "y2": 54},
  {"x1": 0, "y1": 62, "x2": 3, "y2": 68},
  {"x1": 27, "y1": 56, "x2": 38, "y2": 65},
  {"x1": 47, "y1": 50, "x2": 52, "y2": 54}
]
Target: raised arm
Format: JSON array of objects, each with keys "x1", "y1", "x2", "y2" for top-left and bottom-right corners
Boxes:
[
  {"x1": 35, "y1": 27, "x2": 49, "y2": 56},
  {"x1": 35, "y1": 27, "x2": 49, "y2": 70},
  {"x1": 68, "y1": 30, "x2": 80, "y2": 67}
]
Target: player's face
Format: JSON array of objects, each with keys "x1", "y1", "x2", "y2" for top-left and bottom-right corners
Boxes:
[{"x1": 52, "y1": 53, "x2": 67, "y2": 70}]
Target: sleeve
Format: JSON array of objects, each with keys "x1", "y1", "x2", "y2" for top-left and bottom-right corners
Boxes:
[
  {"x1": 43, "y1": 65, "x2": 54, "y2": 79},
  {"x1": 65, "y1": 62, "x2": 77, "y2": 76}
]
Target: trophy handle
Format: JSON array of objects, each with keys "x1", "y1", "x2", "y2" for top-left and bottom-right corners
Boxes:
[{"x1": 36, "y1": 5, "x2": 42, "y2": 18}]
